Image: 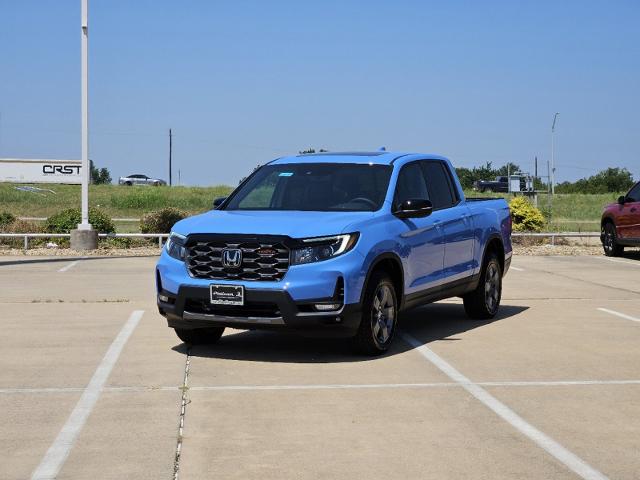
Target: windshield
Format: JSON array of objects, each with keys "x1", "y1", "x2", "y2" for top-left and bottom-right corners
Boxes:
[{"x1": 224, "y1": 163, "x2": 393, "y2": 212}]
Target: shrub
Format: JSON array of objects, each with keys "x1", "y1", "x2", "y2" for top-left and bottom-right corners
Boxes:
[
  {"x1": 44, "y1": 208, "x2": 115, "y2": 233},
  {"x1": 140, "y1": 207, "x2": 188, "y2": 233},
  {"x1": 0, "y1": 212, "x2": 16, "y2": 228},
  {"x1": 0, "y1": 219, "x2": 44, "y2": 248},
  {"x1": 509, "y1": 197, "x2": 546, "y2": 232}
]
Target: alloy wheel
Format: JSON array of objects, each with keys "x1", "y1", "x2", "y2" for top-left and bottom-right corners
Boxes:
[
  {"x1": 371, "y1": 284, "x2": 395, "y2": 344},
  {"x1": 484, "y1": 262, "x2": 501, "y2": 314}
]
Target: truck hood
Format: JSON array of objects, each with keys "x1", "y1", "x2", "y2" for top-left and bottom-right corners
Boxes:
[{"x1": 172, "y1": 210, "x2": 375, "y2": 239}]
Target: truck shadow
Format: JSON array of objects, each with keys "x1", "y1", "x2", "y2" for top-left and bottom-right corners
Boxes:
[
  {"x1": 180, "y1": 303, "x2": 529, "y2": 364},
  {"x1": 620, "y1": 250, "x2": 640, "y2": 261}
]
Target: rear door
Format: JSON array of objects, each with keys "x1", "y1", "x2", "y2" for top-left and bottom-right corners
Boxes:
[
  {"x1": 393, "y1": 161, "x2": 445, "y2": 294},
  {"x1": 618, "y1": 182, "x2": 640, "y2": 240},
  {"x1": 421, "y1": 161, "x2": 475, "y2": 283}
]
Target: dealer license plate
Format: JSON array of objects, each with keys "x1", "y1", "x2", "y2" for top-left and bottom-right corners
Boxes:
[{"x1": 210, "y1": 284, "x2": 244, "y2": 306}]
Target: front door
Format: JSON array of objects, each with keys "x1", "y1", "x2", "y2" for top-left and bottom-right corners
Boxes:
[
  {"x1": 618, "y1": 183, "x2": 640, "y2": 240},
  {"x1": 421, "y1": 161, "x2": 475, "y2": 281},
  {"x1": 393, "y1": 161, "x2": 445, "y2": 294}
]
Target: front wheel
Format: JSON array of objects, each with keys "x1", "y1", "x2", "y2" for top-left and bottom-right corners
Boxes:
[
  {"x1": 351, "y1": 271, "x2": 398, "y2": 356},
  {"x1": 174, "y1": 327, "x2": 225, "y2": 345},
  {"x1": 463, "y1": 253, "x2": 502, "y2": 319},
  {"x1": 603, "y1": 222, "x2": 623, "y2": 257}
]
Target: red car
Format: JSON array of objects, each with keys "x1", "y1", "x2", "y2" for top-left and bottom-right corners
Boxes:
[{"x1": 601, "y1": 181, "x2": 640, "y2": 256}]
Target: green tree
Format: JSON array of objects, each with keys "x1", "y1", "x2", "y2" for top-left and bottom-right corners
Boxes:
[
  {"x1": 89, "y1": 160, "x2": 112, "y2": 185},
  {"x1": 555, "y1": 167, "x2": 634, "y2": 194},
  {"x1": 496, "y1": 162, "x2": 522, "y2": 176}
]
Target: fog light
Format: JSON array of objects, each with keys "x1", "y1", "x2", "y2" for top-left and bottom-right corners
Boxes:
[
  {"x1": 314, "y1": 303, "x2": 341, "y2": 311},
  {"x1": 158, "y1": 294, "x2": 169, "y2": 303}
]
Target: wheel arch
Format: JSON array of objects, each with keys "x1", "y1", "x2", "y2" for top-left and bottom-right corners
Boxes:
[
  {"x1": 482, "y1": 234, "x2": 505, "y2": 273},
  {"x1": 601, "y1": 215, "x2": 616, "y2": 230},
  {"x1": 360, "y1": 253, "x2": 405, "y2": 310}
]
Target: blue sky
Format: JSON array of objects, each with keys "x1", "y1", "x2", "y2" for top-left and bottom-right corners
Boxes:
[{"x1": 1, "y1": 0, "x2": 638, "y2": 186}]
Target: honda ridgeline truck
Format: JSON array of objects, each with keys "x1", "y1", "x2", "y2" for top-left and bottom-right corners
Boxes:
[{"x1": 156, "y1": 152, "x2": 512, "y2": 355}]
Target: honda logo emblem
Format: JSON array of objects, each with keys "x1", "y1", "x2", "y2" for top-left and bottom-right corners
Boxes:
[{"x1": 221, "y1": 248, "x2": 242, "y2": 268}]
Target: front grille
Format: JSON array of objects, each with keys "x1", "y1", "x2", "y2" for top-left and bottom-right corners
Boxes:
[{"x1": 186, "y1": 236, "x2": 290, "y2": 281}]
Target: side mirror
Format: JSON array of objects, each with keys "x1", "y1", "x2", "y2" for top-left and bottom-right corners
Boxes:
[
  {"x1": 213, "y1": 197, "x2": 227, "y2": 209},
  {"x1": 618, "y1": 195, "x2": 626, "y2": 205},
  {"x1": 393, "y1": 199, "x2": 433, "y2": 219}
]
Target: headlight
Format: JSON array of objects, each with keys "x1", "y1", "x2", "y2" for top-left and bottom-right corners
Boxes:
[
  {"x1": 291, "y1": 233, "x2": 359, "y2": 265},
  {"x1": 165, "y1": 232, "x2": 187, "y2": 260}
]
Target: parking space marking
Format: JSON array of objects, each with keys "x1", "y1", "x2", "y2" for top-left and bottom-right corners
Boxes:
[
  {"x1": 593, "y1": 256, "x2": 640, "y2": 267},
  {"x1": 30, "y1": 310, "x2": 144, "y2": 480},
  {"x1": 186, "y1": 379, "x2": 640, "y2": 392},
  {"x1": 2, "y1": 379, "x2": 640, "y2": 395},
  {"x1": 597, "y1": 307, "x2": 640, "y2": 323},
  {"x1": 400, "y1": 332, "x2": 609, "y2": 480},
  {"x1": 57, "y1": 256, "x2": 88, "y2": 273},
  {"x1": 509, "y1": 266, "x2": 525, "y2": 271}
]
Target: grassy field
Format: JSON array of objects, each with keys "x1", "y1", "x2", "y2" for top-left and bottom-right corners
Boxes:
[
  {"x1": 465, "y1": 191, "x2": 619, "y2": 232},
  {"x1": 0, "y1": 183, "x2": 233, "y2": 218},
  {"x1": 0, "y1": 183, "x2": 618, "y2": 233}
]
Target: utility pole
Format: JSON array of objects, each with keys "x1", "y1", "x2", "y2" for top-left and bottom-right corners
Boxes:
[
  {"x1": 169, "y1": 128, "x2": 173, "y2": 186},
  {"x1": 534, "y1": 156, "x2": 538, "y2": 179},
  {"x1": 551, "y1": 112, "x2": 559, "y2": 195},
  {"x1": 70, "y1": 0, "x2": 98, "y2": 250}
]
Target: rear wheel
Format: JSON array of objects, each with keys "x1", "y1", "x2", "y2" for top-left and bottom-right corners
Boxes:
[
  {"x1": 351, "y1": 271, "x2": 398, "y2": 356},
  {"x1": 124, "y1": 181, "x2": 132, "y2": 186},
  {"x1": 603, "y1": 222, "x2": 623, "y2": 257},
  {"x1": 463, "y1": 253, "x2": 502, "y2": 319},
  {"x1": 174, "y1": 327, "x2": 225, "y2": 345}
]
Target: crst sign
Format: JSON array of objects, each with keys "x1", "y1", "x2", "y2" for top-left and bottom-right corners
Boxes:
[
  {"x1": 0, "y1": 158, "x2": 83, "y2": 184},
  {"x1": 42, "y1": 164, "x2": 82, "y2": 176}
]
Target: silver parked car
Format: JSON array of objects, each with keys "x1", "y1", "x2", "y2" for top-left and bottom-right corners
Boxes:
[{"x1": 118, "y1": 174, "x2": 167, "y2": 186}]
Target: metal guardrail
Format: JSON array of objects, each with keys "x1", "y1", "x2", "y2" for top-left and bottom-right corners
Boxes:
[
  {"x1": 512, "y1": 231, "x2": 600, "y2": 246},
  {"x1": 0, "y1": 232, "x2": 601, "y2": 250},
  {"x1": 0, "y1": 233, "x2": 170, "y2": 250}
]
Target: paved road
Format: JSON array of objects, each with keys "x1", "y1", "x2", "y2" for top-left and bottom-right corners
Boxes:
[{"x1": 1, "y1": 254, "x2": 639, "y2": 479}]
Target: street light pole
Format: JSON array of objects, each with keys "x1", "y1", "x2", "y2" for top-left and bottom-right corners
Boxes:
[
  {"x1": 551, "y1": 112, "x2": 559, "y2": 195},
  {"x1": 71, "y1": 0, "x2": 97, "y2": 249},
  {"x1": 79, "y1": 0, "x2": 90, "y2": 229}
]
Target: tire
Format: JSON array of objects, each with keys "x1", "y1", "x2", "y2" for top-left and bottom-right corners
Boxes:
[
  {"x1": 463, "y1": 253, "x2": 502, "y2": 320},
  {"x1": 124, "y1": 181, "x2": 132, "y2": 186},
  {"x1": 350, "y1": 271, "x2": 398, "y2": 356},
  {"x1": 174, "y1": 327, "x2": 225, "y2": 345},
  {"x1": 603, "y1": 222, "x2": 623, "y2": 257}
]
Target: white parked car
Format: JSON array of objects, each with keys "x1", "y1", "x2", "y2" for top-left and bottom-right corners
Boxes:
[{"x1": 118, "y1": 174, "x2": 167, "y2": 186}]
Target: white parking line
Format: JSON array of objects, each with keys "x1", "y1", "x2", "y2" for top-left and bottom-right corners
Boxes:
[
  {"x1": 3, "y1": 379, "x2": 640, "y2": 396},
  {"x1": 597, "y1": 307, "x2": 640, "y2": 323},
  {"x1": 187, "y1": 379, "x2": 640, "y2": 392},
  {"x1": 30, "y1": 310, "x2": 144, "y2": 480},
  {"x1": 57, "y1": 256, "x2": 88, "y2": 273},
  {"x1": 593, "y1": 256, "x2": 640, "y2": 267},
  {"x1": 509, "y1": 266, "x2": 525, "y2": 271},
  {"x1": 400, "y1": 332, "x2": 609, "y2": 480}
]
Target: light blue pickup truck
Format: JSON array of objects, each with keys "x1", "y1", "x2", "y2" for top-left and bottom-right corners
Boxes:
[{"x1": 156, "y1": 151, "x2": 512, "y2": 355}]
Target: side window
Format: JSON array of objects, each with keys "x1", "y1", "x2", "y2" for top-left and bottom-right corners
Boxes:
[
  {"x1": 393, "y1": 162, "x2": 430, "y2": 207},
  {"x1": 628, "y1": 183, "x2": 640, "y2": 202},
  {"x1": 421, "y1": 161, "x2": 456, "y2": 209}
]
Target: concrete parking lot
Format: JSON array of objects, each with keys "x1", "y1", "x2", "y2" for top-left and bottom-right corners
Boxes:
[{"x1": 1, "y1": 253, "x2": 639, "y2": 479}]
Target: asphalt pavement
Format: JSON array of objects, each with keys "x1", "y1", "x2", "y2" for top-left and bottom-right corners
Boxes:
[{"x1": 1, "y1": 253, "x2": 639, "y2": 480}]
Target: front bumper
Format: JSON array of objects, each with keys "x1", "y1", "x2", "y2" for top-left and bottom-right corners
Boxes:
[{"x1": 157, "y1": 285, "x2": 361, "y2": 338}]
